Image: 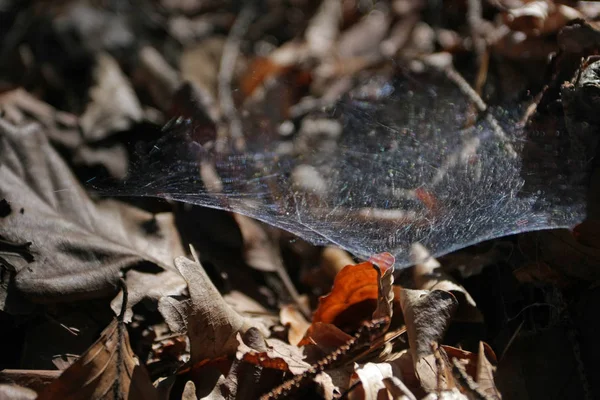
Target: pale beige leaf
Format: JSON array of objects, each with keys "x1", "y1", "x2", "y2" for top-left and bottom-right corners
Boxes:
[
  {"x1": 280, "y1": 305, "x2": 311, "y2": 346},
  {"x1": 398, "y1": 288, "x2": 458, "y2": 363},
  {"x1": 182, "y1": 380, "x2": 198, "y2": 400},
  {"x1": 0, "y1": 384, "x2": 37, "y2": 400},
  {"x1": 174, "y1": 256, "x2": 252, "y2": 362},
  {"x1": 350, "y1": 362, "x2": 391, "y2": 400},
  {"x1": 80, "y1": 53, "x2": 143, "y2": 141},
  {"x1": 476, "y1": 342, "x2": 501, "y2": 400}
]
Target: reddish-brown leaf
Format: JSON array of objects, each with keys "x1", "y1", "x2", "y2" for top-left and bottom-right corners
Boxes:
[{"x1": 312, "y1": 253, "x2": 394, "y2": 332}]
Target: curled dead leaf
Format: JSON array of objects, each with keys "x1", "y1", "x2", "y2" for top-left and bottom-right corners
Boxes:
[
  {"x1": 173, "y1": 256, "x2": 254, "y2": 362},
  {"x1": 0, "y1": 119, "x2": 184, "y2": 307},
  {"x1": 411, "y1": 243, "x2": 482, "y2": 323},
  {"x1": 312, "y1": 253, "x2": 395, "y2": 332},
  {"x1": 37, "y1": 319, "x2": 158, "y2": 400},
  {"x1": 398, "y1": 288, "x2": 458, "y2": 364},
  {"x1": 110, "y1": 269, "x2": 187, "y2": 323},
  {"x1": 80, "y1": 53, "x2": 143, "y2": 141},
  {"x1": 280, "y1": 305, "x2": 311, "y2": 346},
  {"x1": 236, "y1": 328, "x2": 311, "y2": 375}
]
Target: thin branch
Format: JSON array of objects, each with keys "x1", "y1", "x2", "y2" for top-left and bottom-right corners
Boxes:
[{"x1": 218, "y1": 4, "x2": 256, "y2": 153}]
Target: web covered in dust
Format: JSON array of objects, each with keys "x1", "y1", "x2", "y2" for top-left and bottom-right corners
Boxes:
[{"x1": 110, "y1": 71, "x2": 587, "y2": 267}]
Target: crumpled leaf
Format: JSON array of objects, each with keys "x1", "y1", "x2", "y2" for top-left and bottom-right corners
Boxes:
[
  {"x1": 350, "y1": 362, "x2": 416, "y2": 400},
  {"x1": 0, "y1": 369, "x2": 61, "y2": 393},
  {"x1": 171, "y1": 256, "x2": 255, "y2": 362},
  {"x1": 80, "y1": 53, "x2": 143, "y2": 141},
  {"x1": 312, "y1": 253, "x2": 395, "y2": 332},
  {"x1": 280, "y1": 305, "x2": 311, "y2": 346},
  {"x1": 236, "y1": 328, "x2": 311, "y2": 375},
  {"x1": 410, "y1": 243, "x2": 482, "y2": 323},
  {"x1": 233, "y1": 214, "x2": 282, "y2": 273},
  {"x1": 502, "y1": 1, "x2": 581, "y2": 35},
  {"x1": 398, "y1": 289, "x2": 458, "y2": 364},
  {"x1": 0, "y1": 119, "x2": 185, "y2": 305},
  {"x1": 0, "y1": 88, "x2": 129, "y2": 180},
  {"x1": 476, "y1": 342, "x2": 501, "y2": 400},
  {"x1": 181, "y1": 380, "x2": 198, "y2": 400},
  {"x1": 0, "y1": 89, "x2": 80, "y2": 149},
  {"x1": 37, "y1": 319, "x2": 158, "y2": 400},
  {"x1": 0, "y1": 384, "x2": 37, "y2": 400},
  {"x1": 299, "y1": 322, "x2": 353, "y2": 353},
  {"x1": 398, "y1": 289, "x2": 458, "y2": 392},
  {"x1": 110, "y1": 269, "x2": 187, "y2": 322}
]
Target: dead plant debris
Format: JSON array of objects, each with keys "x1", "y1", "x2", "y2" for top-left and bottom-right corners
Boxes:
[{"x1": 1, "y1": 1, "x2": 600, "y2": 399}]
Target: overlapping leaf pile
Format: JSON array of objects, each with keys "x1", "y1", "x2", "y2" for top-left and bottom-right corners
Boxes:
[{"x1": 2, "y1": 0, "x2": 600, "y2": 399}]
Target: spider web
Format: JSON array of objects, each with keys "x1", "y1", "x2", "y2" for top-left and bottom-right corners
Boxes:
[{"x1": 103, "y1": 70, "x2": 589, "y2": 267}]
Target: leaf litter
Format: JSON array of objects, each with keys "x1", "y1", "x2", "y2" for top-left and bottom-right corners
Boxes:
[{"x1": 1, "y1": 0, "x2": 600, "y2": 399}]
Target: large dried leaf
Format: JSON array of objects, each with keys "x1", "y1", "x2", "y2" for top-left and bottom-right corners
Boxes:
[
  {"x1": 80, "y1": 53, "x2": 143, "y2": 141},
  {"x1": 410, "y1": 244, "x2": 482, "y2": 323},
  {"x1": 37, "y1": 319, "x2": 158, "y2": 400},
  {"x1": 110, "y1": 269, "x2": 187, "y2": 322},
  {"x1": 0, "y1": 119, "x2": 184, "y2": 304},
  {"x1": 398, "y1": 289, "x2": 458, "y2": 364},
  {"x1": 172, "y1": 256, "x2": 254, "y2": 362},
  {"x1": 476, "y1": 342, "x2": 501, "y2": 400},
  {"x1": 0, "y1": 89, "x2": 129, "y2": 179}
]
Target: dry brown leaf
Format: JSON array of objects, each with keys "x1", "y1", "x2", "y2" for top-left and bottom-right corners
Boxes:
[
  {"x1": 236, "y1": 328, "x2": 311, "y2": 375},
  {"x1": 0, "y1": 119, "x2": 185, "y2": 308},
  {"x1": 476, "y1": 342, "x2": 501, "y2": 400},
  {"x1": 182, "y1": 380, "x2": 198, "y2": 400},
  {"x1": 398, "y1": 288, "x2": 458, "y2": 364},
  {"x1": 173, "y1": 255, "x2": 254, "y2": 362},
  {"x1": 133, "y1": 46, "x2": 181, "y2": 111},
  {"x1": 337, "y1": 4, "x2": 391, "y2": 60},
  {"x1": 299, "y1": 322, "x2": 353, "y2": 353},
  {"x1": 305, "y1": 0, "x2": 341, "y2": 57},
  {"x1": 0, "y1": 88, "x2": 79, "y2": 149},
  {"x1": 180, "y1": 37, "x2": 224, "y2": 98},
  {"x1": 37, "y1": 319, "x2": 158, "y2": 400},
  {"x1": 320, "y1": 247, "x2": 354, "y2": 279},
  {"x1": 0, "y1": 384, "x2": 37, "y2": 400},
  {"x1": 80, "y1": 53, "x2": 143, "y2": 141},
  {"x1": 110, "y1": 269, "x2": 187, "y2": 323},
  {"x1": 350, "y1": 362, "x2": 417, "y2": 400},
  {"x1": 312, "y1": 253, "x2": 395, "y2": 332},
  {"x1": 422, "y1": 388, "x2": 469, "y2": 399},
  {"x1": 280, "y1": 305, "x2": 311, "y2": 346},
  {"x1": 349, "y1": 362, "x2": 391, "y2": 400},
  {"x1": 0, "y1": 370, "x2": 61, "y2": 393},
  {"x1": 233, "y1": 214, "x2": 282, "y2": 273},
  {"x1": 410, "y1": 244, "x2": 482, "y2": 323},
  {"x1": 503, "y1": 1, "x2": 581, "y2": 35}
]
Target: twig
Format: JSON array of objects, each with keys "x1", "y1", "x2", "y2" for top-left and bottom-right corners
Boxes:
[
  {"x1": 218, "y1": 4, "x2": 255, "y2": 153},
  {"x1": 117, "y1": 277, "x2": 128, "y2": 323},
  {"x1": 451, "y1": 357, "x2": 491, "y2": 400},
  {"x1": 467, "y1": 0, "x2": 486, "y2": 64},
  {"x1": 260, "y1": 318, "x2": 389, "y2": 400},
  {"x1": 443, "y1": 66, "x2": 517, "y2": 159}
]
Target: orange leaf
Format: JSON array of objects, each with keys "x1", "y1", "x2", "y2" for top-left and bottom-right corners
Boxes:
[{"x1": 312, "y1": 253, "x2": 394, "y2": 332}]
